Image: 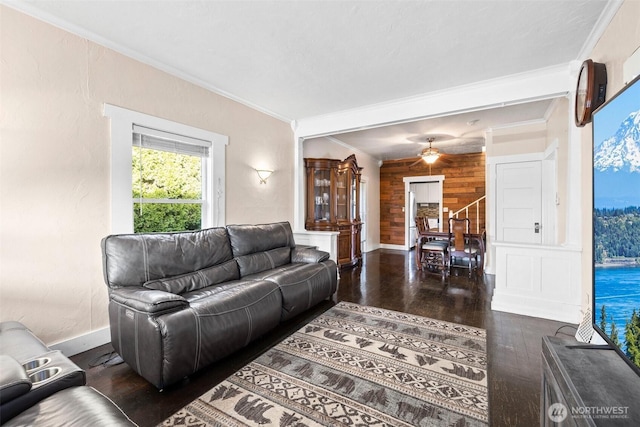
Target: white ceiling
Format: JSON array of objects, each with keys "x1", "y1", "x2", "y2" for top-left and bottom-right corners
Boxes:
[
  {"x1": 314, "y1": 98, "x2": 556, "y2": 159},
  {"x1": 8, "y1": 0, "x2": 614, "y2": 160}
]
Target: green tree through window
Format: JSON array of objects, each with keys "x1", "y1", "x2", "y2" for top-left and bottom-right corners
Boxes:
[{"x1": 132, "y1": 146, "x2": 203, "y2": 233}]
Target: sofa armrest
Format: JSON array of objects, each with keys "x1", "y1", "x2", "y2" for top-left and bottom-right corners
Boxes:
[
  {"x1": 0, "y1": 355, "x2": 31, "y2": 404},
  {"x1": 0, "y1": 322, "x2": 50, "y2": 363},
  {"x1": 109, "y1": 287, "x2": 188, "y2": 315},
  {"x1": 291, "y1": 247, "x2": 330, "y2": 263}
]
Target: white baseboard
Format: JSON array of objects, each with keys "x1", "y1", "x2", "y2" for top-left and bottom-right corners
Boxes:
[
  {"x1": 49, "y1": 326, "x2": 111, "y2": 357},
  {"x1": 379, "y1": 243, "x2": 406, "y2": 251},
  {"x1": 362, "y1": 243, "x2": 380, "y2": 253},
  {"x1": 491, "y1": 295, "x2": 581, "y2": 324}
]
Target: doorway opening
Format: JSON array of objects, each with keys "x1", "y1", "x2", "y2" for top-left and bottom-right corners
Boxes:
[{"x1": 403, "y1": 175, "x2": 445, "y2": 250}]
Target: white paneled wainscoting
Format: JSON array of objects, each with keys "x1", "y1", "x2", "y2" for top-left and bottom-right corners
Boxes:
[
  {"x1": 293, "y1": 230, "x2": 339, "y2": 264},
  {"x1": 491, "y1": 242, "x2": 582, "y2": 324}
]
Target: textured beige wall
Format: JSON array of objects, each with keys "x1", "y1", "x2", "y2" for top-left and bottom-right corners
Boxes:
[
  {"x1": 580, "y1": 0, "x2": 640, "y2": 309},
  {"x1": 487, "y1": 121, "x2": 547, "y2": 157},
  {"x1": 0, "y1": 7, "x2": 294, "y2": 345}
]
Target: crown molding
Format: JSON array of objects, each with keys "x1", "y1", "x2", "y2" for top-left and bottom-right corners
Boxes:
[
  {"x1": 488, "y1": 118, "x2": 547, "y2": 134},
  {"x1": 576, "y1": 0, "x2": 624, "y2": 61},
  {"x1": 295, "y1": 64, "x2": 570, "y2": 139},
  {"x1": 322, "y1": 136, "x2": 380, "y2": 161},
  {"x1": 6, "y1": 0, "x2": 612, "y2": 132},
  {"x1": 2, "y1": 1, "x2": 291, "y2": 123}
]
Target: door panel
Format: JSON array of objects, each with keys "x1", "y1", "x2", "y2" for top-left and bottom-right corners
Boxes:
[{"x1": 496, "y1": 161, "x2": 542, "y2": 244}]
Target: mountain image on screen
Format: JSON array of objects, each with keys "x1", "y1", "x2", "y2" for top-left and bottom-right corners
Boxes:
[
  {"x1": 593, "y1": 97, "x2": 640, "y2": 371},
  {"x1": 594, "y1": 110, "x2": 640, "y2": 208}
]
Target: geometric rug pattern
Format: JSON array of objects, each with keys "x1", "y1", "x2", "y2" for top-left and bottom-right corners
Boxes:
[{"x1": 159, "y1": 301, "x2": 488, "y2": 426}]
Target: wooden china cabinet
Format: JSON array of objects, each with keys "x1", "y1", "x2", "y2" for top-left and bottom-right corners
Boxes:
[{"x1": 304, "y1": 154, "x2": 362, "y2": 269}]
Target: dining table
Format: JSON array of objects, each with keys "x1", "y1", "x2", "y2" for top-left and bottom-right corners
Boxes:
[{"x1": 416, "y1": 230, "x2": 486, "y2": 275}]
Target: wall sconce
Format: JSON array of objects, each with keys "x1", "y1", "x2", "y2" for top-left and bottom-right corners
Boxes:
[{"x1": 255, "y1": 169, "x2": 273, "y2": 184}]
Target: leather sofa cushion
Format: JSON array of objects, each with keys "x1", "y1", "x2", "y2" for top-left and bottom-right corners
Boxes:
[
  {"x1": 3, "y1": 386, "x2": 136, "y2": 426},
  {"x1": 227, "y1": 222, "x2": 295, "y2": 257},
  {"x1": 235, "y1": 247, "x2": 291, "y2": 277},
  {"x1": 182, "y1": 280, "x2": 282, "y2": 365},
  {"x1": 143, "y1": 259, "x2": 239, "y2": 294},
  {"x1": 183, "y1": 278, "x2": 280, "y2": 306},
  {"x1": 0, "y1": 355, "x2": 31, "y2": 404},
  {"x1": 102, "y1": 227, "x2": 233, "y2": 288},
  {"x1": 246, "y1": 262, "x2": 338, "y2": 321}
]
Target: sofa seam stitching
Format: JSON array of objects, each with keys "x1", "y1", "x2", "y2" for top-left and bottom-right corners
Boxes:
[
  {"x1": 141, "y1": 236, "x2": 149, "y2": 282},
  {"x1": 194, "y1": 286, "x2": 280, "y2": 317},
  {"x1": 193, "y1": 310, "x2": 201, "y2": 373},
  {"x1": 269, "y1": 267, "x2": 326, "y2": 287},
  {"x1": 264, "y1": 251, "x2": 275, "y2": 269},
  {"x1": 244, "y1": 307, "x2": 253, "y2": 346}
]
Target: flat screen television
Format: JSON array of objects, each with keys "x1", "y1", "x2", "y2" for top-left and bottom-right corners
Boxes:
[{"x1": 592, "y1": 72, "x2": 640, "y2": 376}]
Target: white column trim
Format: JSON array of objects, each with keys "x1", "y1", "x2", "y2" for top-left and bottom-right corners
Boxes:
[{"x1": 293, "y1": 134, "x2": 305, "y2": 232}]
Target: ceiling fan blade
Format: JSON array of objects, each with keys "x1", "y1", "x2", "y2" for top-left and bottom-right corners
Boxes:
[
  {"x1": 408, "y1": 158, "x2": 423, "y2": 167},
  {"x1": 438, "y1": 155, "x2": 453, "y2": 165}
]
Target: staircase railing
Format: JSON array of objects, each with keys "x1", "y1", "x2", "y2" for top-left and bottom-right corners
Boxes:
[{"x1": 450, "y1": 195, "x2": 486, "y2": 234}]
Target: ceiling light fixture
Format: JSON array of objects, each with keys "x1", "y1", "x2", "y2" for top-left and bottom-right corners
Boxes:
[{"x1": 421, "y1": 138, "x2": 440, "y2": 164}]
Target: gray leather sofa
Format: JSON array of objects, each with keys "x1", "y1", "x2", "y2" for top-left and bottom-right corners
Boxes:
[
  {"x1": 101, "y1": 221, "x2": 337, "y2": 389},
  {"x1": 0, "y1": 321, "x2": 135, "y2": 426}
]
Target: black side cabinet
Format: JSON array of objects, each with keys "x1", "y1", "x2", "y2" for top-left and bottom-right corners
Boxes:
[{"x1": 541, "y1": 336, "x2": 640, "y2": 426}]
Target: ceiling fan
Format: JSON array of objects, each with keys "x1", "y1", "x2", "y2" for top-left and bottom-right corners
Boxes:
[{"x1": 409, "y1": 137, "x2": 450, "y2": 167}]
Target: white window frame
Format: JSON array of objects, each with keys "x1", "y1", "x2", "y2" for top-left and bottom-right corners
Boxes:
[{"x1": 104, "y1": 104, "x2": 227, "y2": 233}]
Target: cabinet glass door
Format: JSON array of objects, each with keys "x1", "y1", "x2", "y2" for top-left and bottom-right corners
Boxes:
[
  {"x1": 313, "y1": 170, "x2": 331, "y2": 221},
  {"x1": 351, "y1": 173, "x2": 357, "y2": 220},
  {"x1": 336, "y1": 170, "x2": 347, "y2": 220}
]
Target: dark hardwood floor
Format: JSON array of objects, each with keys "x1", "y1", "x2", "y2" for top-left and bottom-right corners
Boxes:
[{"x1": 71, "y1": 249, "x2": 574, "y2": 426}]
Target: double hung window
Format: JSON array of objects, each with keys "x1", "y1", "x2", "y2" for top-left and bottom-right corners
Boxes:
[
  {"x1": 104, "y1": 104, "x2": 227, "y2": 234},
  {"x1": 132, "y1": 126, "x2": 210, "y2": 233}
]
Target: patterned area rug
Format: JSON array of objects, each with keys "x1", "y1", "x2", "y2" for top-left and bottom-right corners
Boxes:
[{"x1": 160, "y1": 302, "x2": 488, "y2": 426}]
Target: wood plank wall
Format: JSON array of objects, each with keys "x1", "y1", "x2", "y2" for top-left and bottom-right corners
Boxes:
[{"x1": 380, "y1": 152, "x2": 486, "y2": 245}]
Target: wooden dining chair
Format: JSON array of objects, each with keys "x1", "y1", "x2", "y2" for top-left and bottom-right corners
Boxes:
[
  {"x1": 415, "y1": 216, "x2": 448, "y2": 276},
  {"x1": 448, "y1": 218, "x2": 480, "y2": 279}
]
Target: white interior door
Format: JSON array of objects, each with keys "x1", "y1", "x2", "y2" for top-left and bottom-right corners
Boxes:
[{"x1": 496, "y1": 161, "x2": 542, "y2": 244}]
